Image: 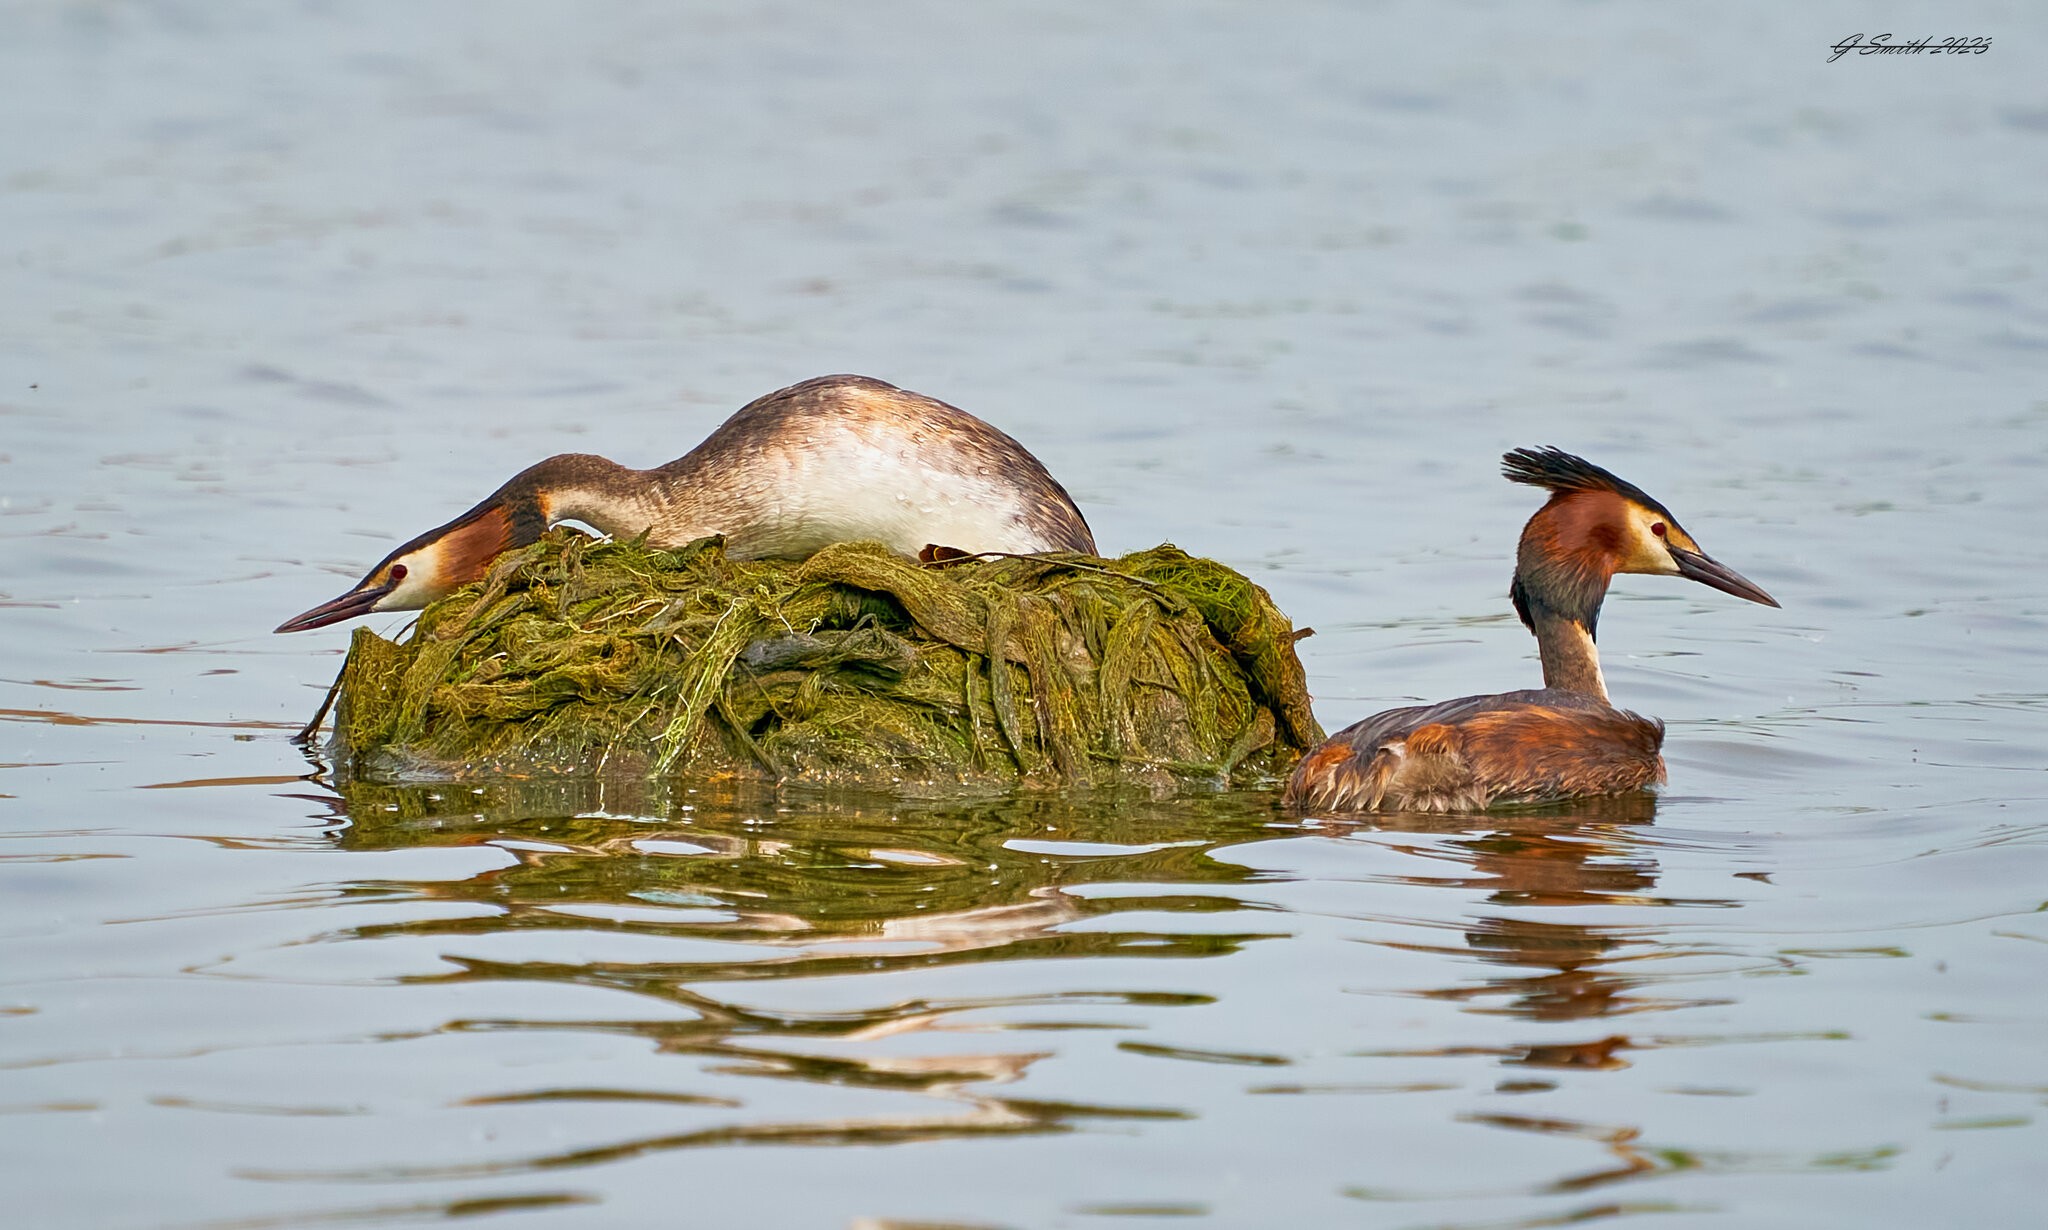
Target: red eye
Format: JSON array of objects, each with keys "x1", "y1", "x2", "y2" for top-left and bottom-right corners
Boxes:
[
  {"x1": 389, "y1": 564, "x2": 408, "y2": 581},
  {"x1": 1650, "y1": 523, "x2": 1667, "y2": 538}
]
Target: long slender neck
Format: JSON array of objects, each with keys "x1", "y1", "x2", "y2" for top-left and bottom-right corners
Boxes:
[
  {"x1": 1511, "y1": 503, "x2": 1618, "y2": 702},
  {"x1": 1529, "y1": 607, "x2": 1608, "y2": 700},
  {"x1": 383, "y1": 455, "x2": 678, "y2": 610},
  {"x1": 513, "y1": 453, "x2": 694, "y2": 543}
]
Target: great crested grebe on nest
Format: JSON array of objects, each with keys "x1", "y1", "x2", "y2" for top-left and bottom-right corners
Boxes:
[{"x1": 276, "y1": 374, "x2": 1095, "y2": 635}]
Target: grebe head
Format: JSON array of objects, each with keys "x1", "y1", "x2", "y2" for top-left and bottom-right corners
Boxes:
[
  {"x1": 1503, "y1": 447, "x2": 1778, "y2": 634},
  {"x1": 274, "y1": 499, "x2": 533, "y2": 633}
]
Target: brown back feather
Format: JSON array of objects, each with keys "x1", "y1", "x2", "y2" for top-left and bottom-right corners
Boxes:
[{"x1": 1286, "y1": 688, "x2": 1663, "y2": 812}]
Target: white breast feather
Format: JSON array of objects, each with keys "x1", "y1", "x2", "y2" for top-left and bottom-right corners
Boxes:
[{"x1": 727, "y1": 428, "x2": 1037, "y2": 558}]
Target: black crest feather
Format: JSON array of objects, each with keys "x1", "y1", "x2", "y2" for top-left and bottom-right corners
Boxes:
[{"x1": 1501, "y1": 447, "x2": 1675, "y2": 522}]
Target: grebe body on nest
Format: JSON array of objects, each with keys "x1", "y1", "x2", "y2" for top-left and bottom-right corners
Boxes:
[
  {"x1": 1284, "y1": 447, "x2": 1778, "y2": 813},
  {"x1": 276, "y1": 374, "x2": 1095, "y2": 634}
]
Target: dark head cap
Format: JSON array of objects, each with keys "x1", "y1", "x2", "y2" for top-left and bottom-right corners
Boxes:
[{"x1": 1502, "y1": 447, "x2": 1679, "y2": 524}]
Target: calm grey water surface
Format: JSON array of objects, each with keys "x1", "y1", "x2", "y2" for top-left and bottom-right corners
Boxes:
[{"x1": 4, "y1": 2, "x2": 2046, "y2": 1227}]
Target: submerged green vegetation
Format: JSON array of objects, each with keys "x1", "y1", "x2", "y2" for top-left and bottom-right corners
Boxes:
[{"x1": 328, "y1": 530, "x2": 1323, "y2": 793}]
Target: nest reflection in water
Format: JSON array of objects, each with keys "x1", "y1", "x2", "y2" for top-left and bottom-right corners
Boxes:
[
  {"x1": 299, "y1": 778, "x2": 1282, "y2": 1171},
  {"x1": 277, "y1": 772, "x2": 1767, "y2": 1184}
]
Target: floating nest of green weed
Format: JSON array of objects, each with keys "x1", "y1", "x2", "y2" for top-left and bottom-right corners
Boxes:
[{"x1": 323, "y1": 529, "x2": 1322, "y2": 794}]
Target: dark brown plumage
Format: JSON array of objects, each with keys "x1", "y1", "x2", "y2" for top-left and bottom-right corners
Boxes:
[{"x1": 1285, "y1": 688, "x2": 1666, "y2": 813}]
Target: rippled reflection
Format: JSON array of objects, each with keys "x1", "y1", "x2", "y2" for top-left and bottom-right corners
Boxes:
[
  {"x1": 287, "y1": 777, "x2": 1284, "y2": 1179},
  {"x1": 1285, "y1": 799, "x2": 1873, "y2": 1213},
  {"x1": 1324, "y1": 796, "x2": 1755, "y2": 1036},
  {"x1": 250, "y1": 771, "x2": 1895, "y2": 1212}
]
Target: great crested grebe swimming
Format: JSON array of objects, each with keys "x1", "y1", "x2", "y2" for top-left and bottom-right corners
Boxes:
[
  {"x1": 275, "y1": 374, "x2": 1096, "y2": 634},
  {"x1": 1284, "y1": 447, "x2": 1778, "y2": 813}
]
